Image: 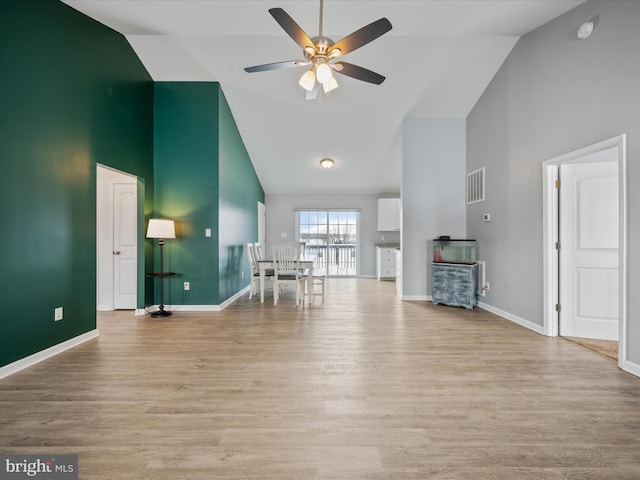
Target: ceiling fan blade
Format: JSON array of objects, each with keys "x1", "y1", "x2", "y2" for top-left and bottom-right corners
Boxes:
[
  {"x1": 333, "y1": 62, "x2": 386, "y2": 85},
  {"x1": 269, "y1": 8, "x2": 315, "y2": 51},
  {"x1": 329, "y1": 17, "x2": 392, "y2": 57},
  {"x1": 245, "y1": 60, "x2": 308, "y2": 73}
]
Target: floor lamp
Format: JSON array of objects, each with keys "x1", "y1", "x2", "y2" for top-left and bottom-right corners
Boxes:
[{"x1": 146, "y1": 218, "x2": 176, "y2": 317}]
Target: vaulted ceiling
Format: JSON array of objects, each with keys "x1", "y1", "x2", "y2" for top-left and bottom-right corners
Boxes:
[{"x1": 63, "y1": 0, "x2": 583, "y2": 195}]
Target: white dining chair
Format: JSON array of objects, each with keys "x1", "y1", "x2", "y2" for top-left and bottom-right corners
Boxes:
[
  {"x1": 253, "y1": 242, "x2": 264, "y2": 261},
  {"x1": 304, "y1": 271, "x2": 326, "y2": 306},
  {"x1": 272, "y1": 243, "x2": 304, "y2": 306},
  {"x1": 246, "y1": 243, "x2": 261, "y2": 299}
]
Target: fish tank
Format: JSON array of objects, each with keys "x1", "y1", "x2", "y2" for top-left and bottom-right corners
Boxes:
[{"x1": 432, "y1": 237, "x2": 477, "y2": 264}]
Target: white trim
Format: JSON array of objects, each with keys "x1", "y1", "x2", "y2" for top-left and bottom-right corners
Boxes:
[
  {"x1": 621, "y1": 360, "x2": 640, "y2": 378},
  {"x1": 165, "y1": 305, "x2": 223, "y2": 312},
  {"x1": 96, "y1": 164, "x2": 138, "y2": 312},
  {"x1": 542, "y1": 163, "x2": 560, "y2": 337},
  {"x1": 0, "y1": 329, "x2": 100, "y2": 380},
  {"x1": 402, "y1": 295, "x2": 431, "y2": 301},
  {"x1": 477, "y1": 302, "x2": 545, "y2": 335},
  {"x1": 403, "y1": 295, "x2": 544, "y2": 335},
  {"x1": 619, "y1": 136, "x2": 629, "y2": 371},
  {"x1": 542, "y1": 134, "x2": 629, "y2": 373},
  {"x1": 134, "y1": 308, "x2": 147, "y2": 316},
  {"x1": 148, "y1": 286, "x2": 251, "y2": 314}
]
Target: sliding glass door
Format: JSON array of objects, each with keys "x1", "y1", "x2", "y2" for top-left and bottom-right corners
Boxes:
[{"x1": 296, "y1": 210, "x2": 359, "y2": 276}]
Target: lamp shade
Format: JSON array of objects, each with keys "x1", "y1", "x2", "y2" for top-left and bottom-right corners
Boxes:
[
  {"x1": 315, "y1": 63, "x2": 332, "y2": 84},
  {"x1": 146, "y1": 218, "x2": 176, "y2": 239},
  {"x1": 299, "y1": 70, "x2": 316, "y2": 91},
  {"x1": 322, "y1": 76, "x2": 338, "y2": 94}
]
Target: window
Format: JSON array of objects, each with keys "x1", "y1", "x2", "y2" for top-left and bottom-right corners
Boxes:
[{"x1": 296, "y1": 210, "x2": 359, "y2": 276}]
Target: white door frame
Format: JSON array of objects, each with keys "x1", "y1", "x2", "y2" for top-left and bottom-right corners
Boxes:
[
  {"x1": 97, "y1": 164, "x2": 138, "y2": 311},
  {"x1": 542, "y1": 135, "x2": 627, "y2": 369}
]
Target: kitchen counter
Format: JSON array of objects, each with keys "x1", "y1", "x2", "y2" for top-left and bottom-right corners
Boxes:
[{"x1": 375, "y1": 243, "x2": 400, "y2": 249}]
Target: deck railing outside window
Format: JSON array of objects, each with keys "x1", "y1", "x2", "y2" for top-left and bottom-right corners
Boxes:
[
  {"x1": 304, "y1": 244, "x2": 356, "y2": 276},
  {"x1": 298, "y1": 209, "x2": 359, "y2": 277}
]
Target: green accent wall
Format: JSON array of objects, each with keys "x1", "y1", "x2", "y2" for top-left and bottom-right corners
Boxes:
[
  {"x1": 1, "y1": 2, "x2": 262, "y2": 369},
  {"x1": 218, "y1": 89, "x2": 265, "y2": 301},
  {"x1": 154, "y1": 82, "x2": 264, "y2": 306},
  {"x1": 153, "y1": 83, "x2": 220, "y2": 305},
  {"x1": 0, "y1": 0, "x2": 154, "y2": 368}
]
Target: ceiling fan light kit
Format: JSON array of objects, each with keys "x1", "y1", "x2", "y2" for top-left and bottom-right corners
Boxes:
[
  {"x1": 245, "y1": 0, "x2": 392, "y2": 101},
  {"x1": 323, "y1": 76, "x2": 339, "y2": 94},
  {"x1": 299, "y1": 70, "x2": 316, "y2": 91},
  {"x1": 315, "y1": 62, "x2": 332, "y2": 84}
]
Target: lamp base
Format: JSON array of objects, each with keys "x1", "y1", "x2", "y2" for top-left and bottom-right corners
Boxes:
[{"x1": 150, "y1": 308, "x2": 172, "y2": 318}]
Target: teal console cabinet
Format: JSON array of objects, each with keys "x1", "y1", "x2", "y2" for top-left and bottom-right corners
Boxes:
[{"x1": 432, "y1": 263, "x2": 477, "y2": 310}]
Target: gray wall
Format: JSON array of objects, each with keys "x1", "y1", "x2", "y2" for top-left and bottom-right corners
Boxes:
[
  {"x1": 265, "y1": 193, "x2": 400, "y2": 277},
  {"x1": 466, "y1": 0, "x2": 640, "y2": 364},
  {"x1": 401, "y1": 118, "x2": 467, "y2": 299}
]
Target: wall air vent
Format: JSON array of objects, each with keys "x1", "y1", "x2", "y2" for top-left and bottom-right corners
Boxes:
[{"x1": 466, "y1": 167, "x2": 485, "y2": 204}]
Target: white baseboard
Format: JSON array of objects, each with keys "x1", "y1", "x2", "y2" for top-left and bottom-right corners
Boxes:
[
  {"x1": 402, "y1": 295, "x2": 431, "y2": 301},
  {"x1": 134, "y1": 308, "x2": 147, "y2": 316},
  {"x1": 219, "y1": 286, "x2": 251, "y2": 309},
  {"x1": 622, "y1": 359, "x2": 640, "y2": 377},
  {"x1": 477, "y1": 301, "x2": 545, "y2": 335},
  {"x1": 477, "y1": 302, "x2": 638, "y2": 378},
  {"x1": 396, "y1": 293, "x2": 544, "y2": 335},
  {"x1": 147, "y1": 286, "x2": 251, "y2": 314},
  {"x1": 0, "y1": 329, "x2": 100, "y2": 380},
  {"x1": 163, "y1": 305, "x2": 222, "y2": 312}
]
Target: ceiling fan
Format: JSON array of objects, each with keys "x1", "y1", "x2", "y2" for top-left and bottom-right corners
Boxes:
[{"x1": 244, "y1": 0, "x2": 392, "y2": 100}]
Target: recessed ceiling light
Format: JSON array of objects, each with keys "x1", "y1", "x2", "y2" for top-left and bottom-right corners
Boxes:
[{"x1": 320, "y1": 158, "x2": 334, "y2": 169}]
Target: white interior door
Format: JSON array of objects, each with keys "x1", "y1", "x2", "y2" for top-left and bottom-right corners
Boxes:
[
  {"x1": 113, "y1": 183, "x2": 137, "y2": 309},
  {"x1": 559, "y1": 157, "x2": 618, "y2": 340}
]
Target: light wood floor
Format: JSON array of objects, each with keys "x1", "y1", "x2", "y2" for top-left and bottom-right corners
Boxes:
[{"x1": 1, "y1": 278, "x2": 640, "y2": 479}]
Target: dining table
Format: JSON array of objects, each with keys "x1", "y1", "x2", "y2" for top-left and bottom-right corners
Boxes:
[{"x1": 257, "y1": 258, "x2": 315, "y2": 303}]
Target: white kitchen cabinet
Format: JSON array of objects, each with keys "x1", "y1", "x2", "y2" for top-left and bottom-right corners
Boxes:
[
  {"x1": 376, "y1": 247, "x2": 397, "y2": 280},
  {"x1": 377, "y1": 198, "x2": 400, "y2": 231}
]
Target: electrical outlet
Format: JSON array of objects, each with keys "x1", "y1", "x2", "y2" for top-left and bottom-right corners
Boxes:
[
  {"x1": 184, "y1": 282, "x2": 190, "y2": 291},
  {"x1": 485, "y1": 281, "x2": 490, "y2": 291},
  {"x1": 54, "y1": 307, "x2": 63, "y2": 321}
]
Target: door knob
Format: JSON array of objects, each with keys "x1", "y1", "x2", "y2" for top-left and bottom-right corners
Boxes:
[{"x1": 113, "y1": 251, "x2": 121, "y2": 255}]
